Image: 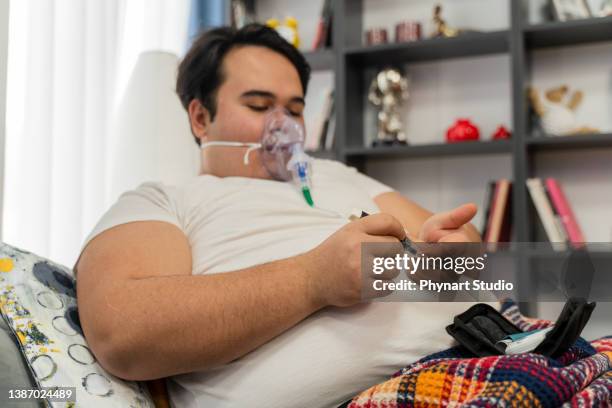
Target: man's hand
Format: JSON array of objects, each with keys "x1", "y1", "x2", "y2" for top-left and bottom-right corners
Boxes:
[
  {"x1": 374, "y1": 192, "x2": 482, "y2": 243},
  {"x1": 416, "y1": 203, "x2": 481, "y2": 243},
  {"x1": 300, "y1": 213, "x2": 405, "y2": 308}
]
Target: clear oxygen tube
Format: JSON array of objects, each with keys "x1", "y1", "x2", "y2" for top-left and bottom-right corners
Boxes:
[{"x1": 286, "y1": 144, "x2": 314, "y2": 206}]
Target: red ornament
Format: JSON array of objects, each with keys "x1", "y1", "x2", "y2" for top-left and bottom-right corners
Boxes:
[
  {"x1": 492, "y1": 125, "x2": 511, "y2": 140},
  {"x1": 446, "y1": 119, "x2": 480, "y2": 143}
]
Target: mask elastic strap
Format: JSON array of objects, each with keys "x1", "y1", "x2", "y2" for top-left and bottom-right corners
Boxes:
[
  {"x1": 243, "y1": 144, "x2": 260, "y2": 165},
  {"x1": 200, "y1": 141, "x2": 262, "y2": 165}
]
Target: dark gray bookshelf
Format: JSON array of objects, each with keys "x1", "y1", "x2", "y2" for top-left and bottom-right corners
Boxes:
[
  {"x1": 345, "y1": 140, "x2": 512, "y2": 159},
  {"x1": 344, "y1": 30, "x2": 509, "y2": 66},
  {"x1": 302, "y1": 49, "x2": 335, "y2": 71},
  {"x1": 524, "y1": 15, "x2": 612, "y2": 49},
  {"x1": 327, "y1": 1, "x2": 612, "y2": 245},
  {"x1": 337, "y1": 0, "x2": 611, "y2": 315},
  {"x1": 239, "y1": 0, "x2": 612, "y2": 314},
  {"x1": 527, "y1": 132, "x2": 612, "y2": 151}
]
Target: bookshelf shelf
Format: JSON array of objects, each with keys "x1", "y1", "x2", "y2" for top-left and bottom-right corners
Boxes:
[
  {"x1": 344, "y1": 140, "x2": 512, "y2": 159},
  {"x1": 524, "y1": 16, "x2": 612, "y2": 49},
  {"x1": 302, "y1": 49, "x2": 335, "y2": 71},
  {"x1": 526, "y1": 133, "x2": 612, "y2": 151},
  {"x1": 343, "y1": 30, "x2": 509, "y2": 66}
]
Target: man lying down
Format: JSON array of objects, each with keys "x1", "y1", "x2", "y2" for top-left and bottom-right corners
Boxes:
[{"x1": 75, "y1": 24, "x2": 485, "y2": 408}]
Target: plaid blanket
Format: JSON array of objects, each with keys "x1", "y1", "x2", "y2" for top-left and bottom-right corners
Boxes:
[{"x1": 345, "y1": 301, "x2": 612, "y2": 408}]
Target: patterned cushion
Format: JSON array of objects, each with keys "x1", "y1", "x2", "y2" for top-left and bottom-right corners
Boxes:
[
  {"x1": 0, "y1": 242, "x2": 155, "y2": 407},
  {"x1": 0, "y1": 317, "x2": 39, "y2": 408}
]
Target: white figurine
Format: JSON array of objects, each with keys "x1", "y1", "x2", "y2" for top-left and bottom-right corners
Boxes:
[
  {"x1": 528, "y1": 85, "x2": 599, "y2": 136},
  {"x1": 368, "y1": 67, "x2": 410, "y2": 145}
]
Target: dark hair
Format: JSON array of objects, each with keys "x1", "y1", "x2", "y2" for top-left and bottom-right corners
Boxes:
[{"x1": 176, "y1": 23, "x2": 311, "y2": 146}]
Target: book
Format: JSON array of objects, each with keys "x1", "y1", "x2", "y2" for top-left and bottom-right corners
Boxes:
[
  {"x1": 483, "y1": 181, "x2": 500, "y2": 242},
  {"x1": 305, "y1": 86, "x2": 333, "y2": 151},
  {"x1": 481, "y1": 181, "x2": 496, "y2": 239},
  {"x1": 499, "y1": 182, "x2": 512, "y2": 243},
  {"x1": 485, "y1": 179, "x2": 512, "y2": 243},
  {"x1": 526, "y1": 178, "x2": 567, "y2": 247},
  {"x1": 545, "y1": 178, "x2": 585, "y2": 247},
  {"x1": 312, "y1": 0, "x2": 333, "y2": 50},
  {"x1": 320, "y1": 91, "x2": 335, "y2": 150}
]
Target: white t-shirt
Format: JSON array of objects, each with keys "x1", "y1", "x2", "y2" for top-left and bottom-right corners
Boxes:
[{"x1": 80, "y1": 158, "x2": 480, "y2": 408}]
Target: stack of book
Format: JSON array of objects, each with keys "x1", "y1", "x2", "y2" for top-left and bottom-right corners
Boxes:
[
  {"x1": 526, "y1": 178, "x2": 585, "y2": 248},
  {"x1": 480, "y1": 178, "x2": 584, "y2": 246}
]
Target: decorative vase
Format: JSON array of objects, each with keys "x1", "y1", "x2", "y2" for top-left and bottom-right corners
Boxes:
[
  {"x1": 492, "y1": 125, "x2": 512, "y2": 140},
  {"x1": 446, "y1": 119, "x2": 480, "y2": 143}
]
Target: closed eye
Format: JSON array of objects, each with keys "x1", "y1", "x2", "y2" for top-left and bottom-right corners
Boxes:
[{"x1": 247, "y1": 105, "x2": 270, "y2": 112}]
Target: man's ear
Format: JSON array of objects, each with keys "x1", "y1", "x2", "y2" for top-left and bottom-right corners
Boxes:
[{"x1": 187, "y1": 99, "x2": 211, "y2": 144}]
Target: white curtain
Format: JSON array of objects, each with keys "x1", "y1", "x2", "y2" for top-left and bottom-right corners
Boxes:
[{"x1": 3, "y1": 0, "x2": 194, "y2": 267}]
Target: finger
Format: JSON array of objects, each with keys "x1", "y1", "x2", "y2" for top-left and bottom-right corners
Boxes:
[
  {"x1": 429, "y1": 203, "x2": 477, "y2": 231},
  {"x1": 406, "y1": 231, "x2": 422, "y2": 243},
  {"x1": 422, "y1": 227, "x2": 472, "y2": 243},
  {"x1": 438, "y1": 231, "x2": 472, "y2": 243},
  {"x1": 422, "y1": 228, "x2": 454, "y2": 243},
  {"x1": 358, "y1": 213, "x2": 406, "y2": 241}
]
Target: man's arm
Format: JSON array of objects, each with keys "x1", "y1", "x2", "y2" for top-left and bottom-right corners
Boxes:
[
  {"x1": 76, "y1": 221, "x2": 325, "y2": 381},
  {"x1": 374, "y1": 191, "x2": 482, "y2": 242},
  {"x1": 76, "y1": 214, "x2": 406, "y2": 381}
]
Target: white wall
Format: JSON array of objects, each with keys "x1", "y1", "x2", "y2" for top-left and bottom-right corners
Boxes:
[{"x1": 0, "y1": 0, "x2": 8, "y2": 240}]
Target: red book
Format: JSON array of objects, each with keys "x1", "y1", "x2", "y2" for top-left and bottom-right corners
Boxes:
[{"x1": 545, "y1": 178, "x2": 585, "y2": 247}]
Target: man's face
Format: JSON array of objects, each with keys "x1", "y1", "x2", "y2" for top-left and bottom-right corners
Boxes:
[{"x1": 191, "y1": 45, "x2": 306, "y2": 179}]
